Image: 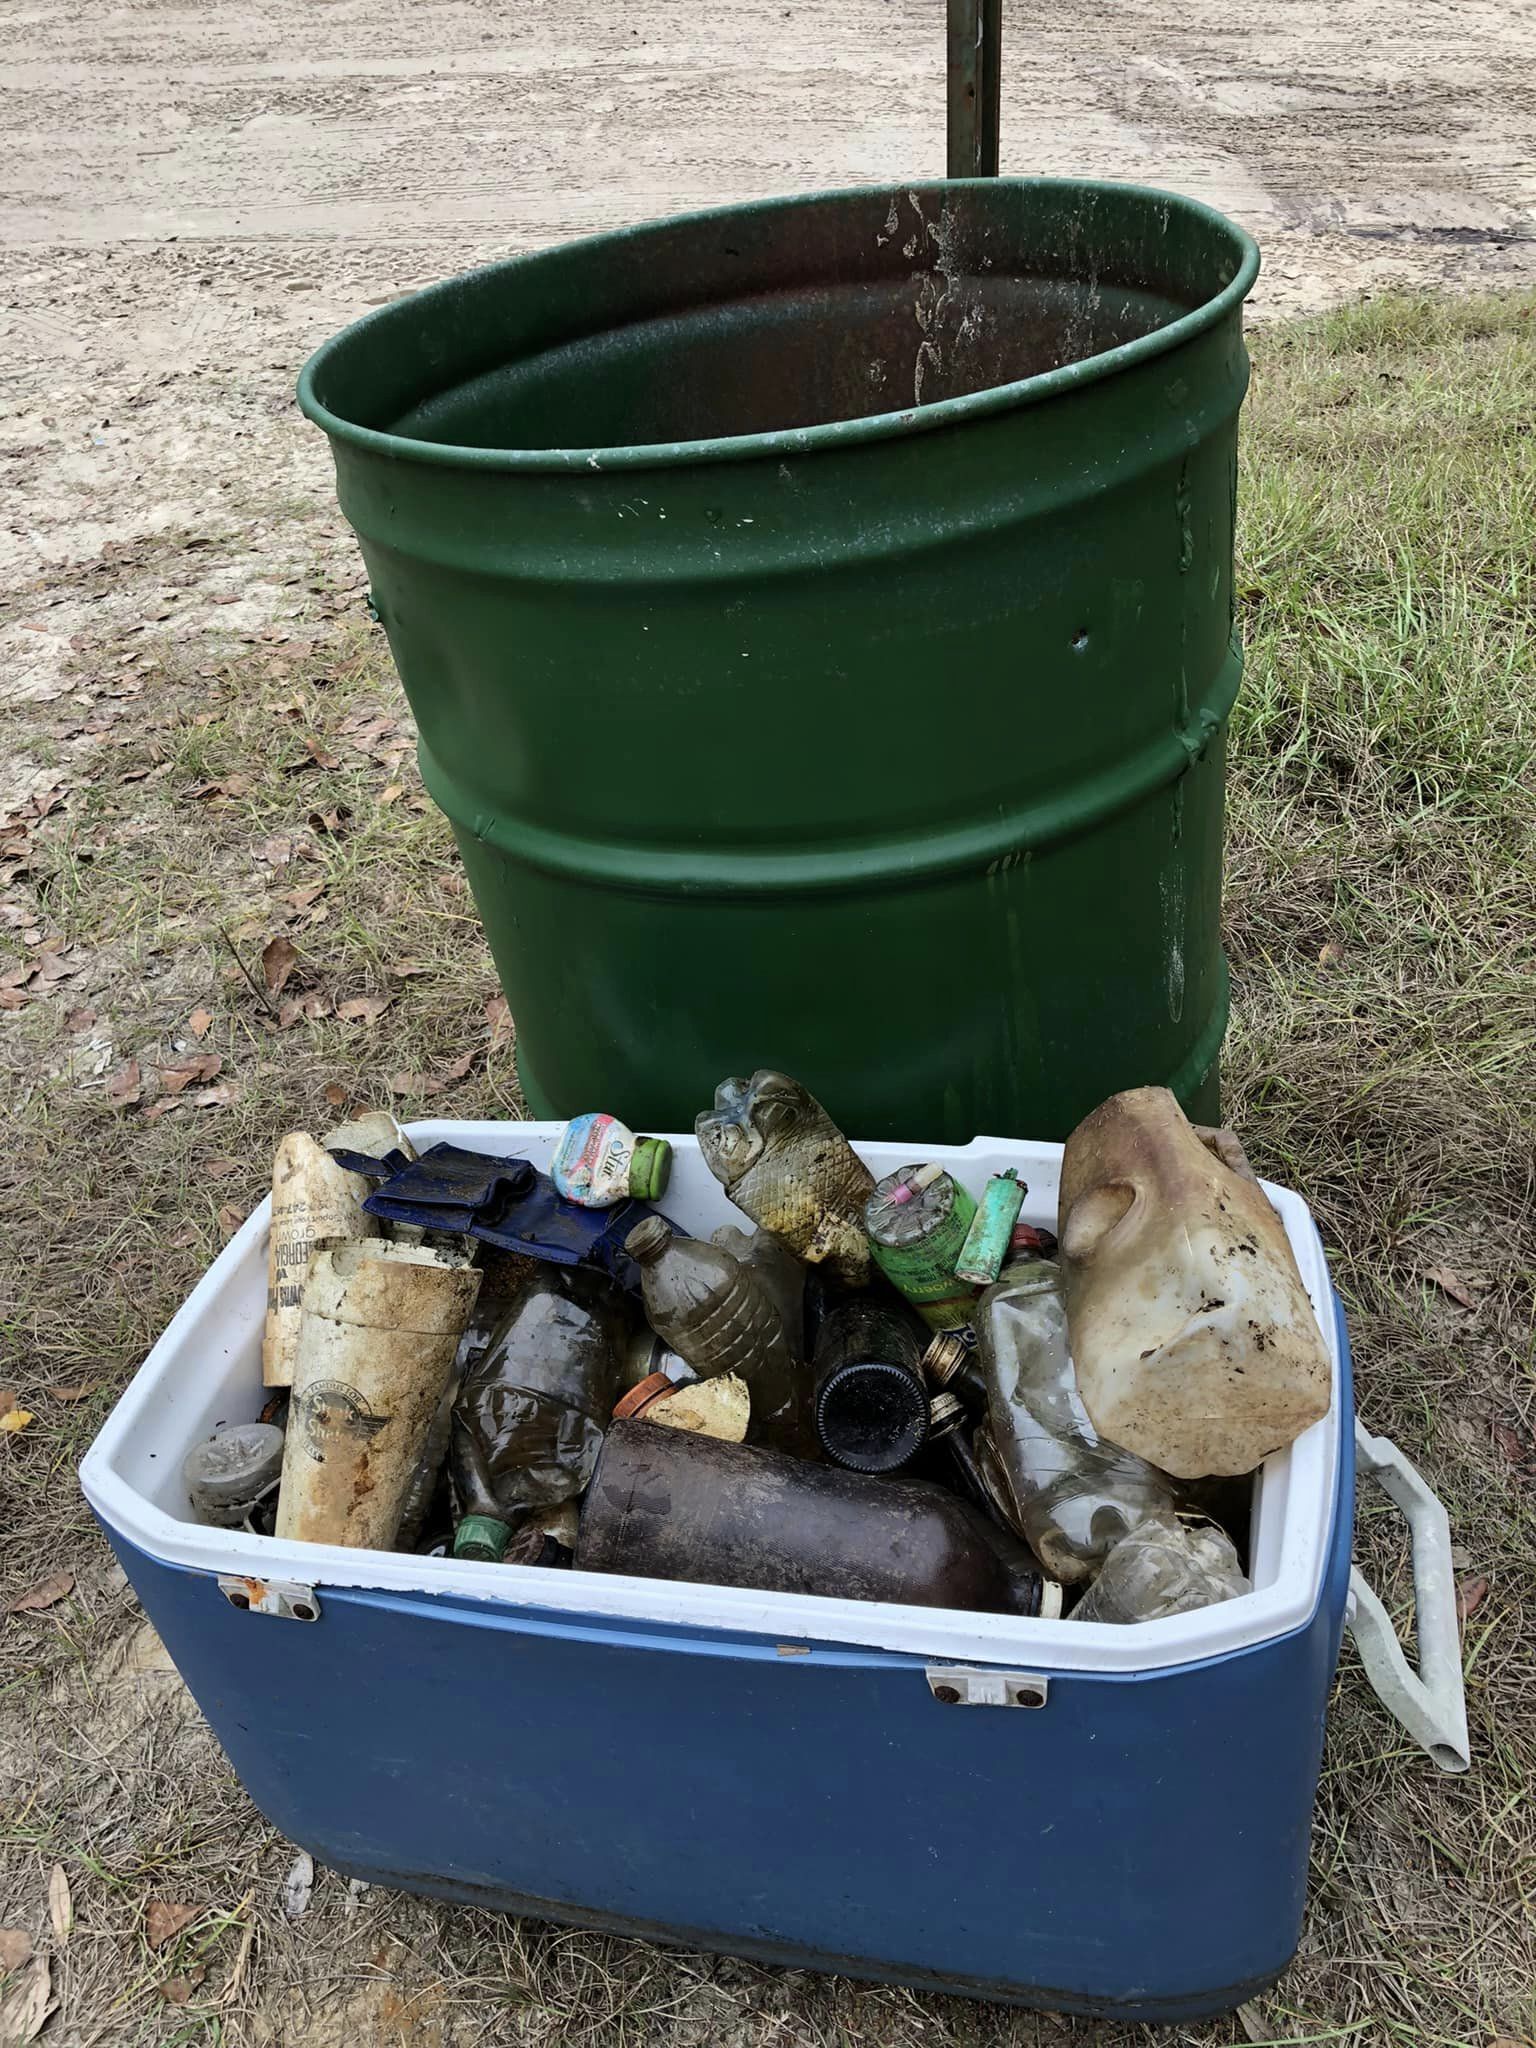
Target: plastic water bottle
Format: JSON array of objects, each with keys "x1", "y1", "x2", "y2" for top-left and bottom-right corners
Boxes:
[
  {"x1": 975, "y1": 1257, "x2": 1174, "y2": 1585},
  {"x1": 624, "y1": 1217, "x2": 806, "y2": 1453}
]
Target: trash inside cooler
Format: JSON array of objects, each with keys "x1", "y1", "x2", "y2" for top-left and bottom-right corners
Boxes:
[{"x1": 81, "y1": 1123, "x2": 1353, "y2": 2022}]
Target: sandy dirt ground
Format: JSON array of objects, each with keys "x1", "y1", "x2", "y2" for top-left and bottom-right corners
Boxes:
[
  {"x1": 1, "y1": 4, "x2": 1534, "y2": 2044},
  {"x1": 3, "y1": 0, "x2": 1534, "y2": 660}
]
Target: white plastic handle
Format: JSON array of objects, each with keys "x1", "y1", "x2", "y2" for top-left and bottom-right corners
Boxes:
[{"x1": 1346, "y1": 1421, "x2": 1471, "y2": 1773}]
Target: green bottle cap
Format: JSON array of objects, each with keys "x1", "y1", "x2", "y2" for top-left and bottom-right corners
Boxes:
[
  {"x1": 628, "y1": 1136, "x2": 673, "y2": 1201},
  {"x1": 452, "y1": 1515, "x2": 511, "y2": 1563}
]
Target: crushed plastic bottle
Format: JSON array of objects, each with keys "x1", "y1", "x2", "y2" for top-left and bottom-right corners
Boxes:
[
  {"x1": 624, "y1": 1217, "x2": 806, "y2": 1452},
  {"x1": 975, "y1": 1257, "x2": 1175, "y2": 1585},
  {"x1": 450, "y1": 1263, "x2": 630, "y2": 1538},
  {"x1": 551, "y1": 1113, "x2": 672, "y2": 1207},
  {"x1": 696, "y1": 1070, "x2": 875, "y2": 1285},
  {"x1": 1070, "y1": 1516, "x2": 1250, "y2": 1623},
  {"x1": 1059, "y1": 1087, "x2": 1332, "y2": 1478}
]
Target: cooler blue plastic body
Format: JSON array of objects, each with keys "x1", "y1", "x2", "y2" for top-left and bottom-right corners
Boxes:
[{"x1": 97, "y1": 1305, "x2": 1354, "y2": 2022}]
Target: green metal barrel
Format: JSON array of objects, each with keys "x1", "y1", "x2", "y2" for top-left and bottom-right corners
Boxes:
[{"x1": 298, "y1": 179, "x2": 1258, "y2": 1142}]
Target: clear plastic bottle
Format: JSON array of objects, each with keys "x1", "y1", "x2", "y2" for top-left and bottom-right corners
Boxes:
[
  {"x1": 450, "y1": 1263, "x2": 629, "y2": 1545},
  {"x1": 1070, "y1": 1516, "x2": 1250, "y2": 1623},
  {"x1": 625, "y1": 1217, "x2": 806, "y2": 1453},
  {"x1": 976, "y1": 1257, "x2": 1175, "y2": 1584}
]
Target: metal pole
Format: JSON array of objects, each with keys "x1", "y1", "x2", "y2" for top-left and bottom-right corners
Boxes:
[{"x1": 946, "y1": 0, "x2": 1002, "y2": 177}]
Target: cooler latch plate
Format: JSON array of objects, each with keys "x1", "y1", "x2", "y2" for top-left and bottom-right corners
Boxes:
[
  {"x1": 925, "y1": 1667, "x2": 1049, "y2": 1708},
  {"x1": 218, "y1": 1575, "x2": 321, "y2": 1622}
]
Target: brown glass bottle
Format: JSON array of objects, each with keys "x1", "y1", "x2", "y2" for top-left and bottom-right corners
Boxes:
[{"x1": 579, "y1": 1420, "x2": 1043, "y2": 1615}]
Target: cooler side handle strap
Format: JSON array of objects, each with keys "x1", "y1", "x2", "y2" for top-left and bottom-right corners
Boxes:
[{"x1": 1346, "y1": 1421, "x2": 1471, "y2": 1774}]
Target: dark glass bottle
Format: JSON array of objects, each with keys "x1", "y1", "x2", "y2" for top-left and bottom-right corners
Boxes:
[{"x1": 812, "y1": 1296, "x2": 930, "y2": 1473}]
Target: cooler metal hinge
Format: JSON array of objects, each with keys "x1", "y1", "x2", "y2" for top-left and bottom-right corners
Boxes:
[
  {"x1": 218, "y1": 1575, "x2": 322, "y2": 1622},
  {"x1": 925, "y1": 1667, "x2": 1049, "y2": 1708}
]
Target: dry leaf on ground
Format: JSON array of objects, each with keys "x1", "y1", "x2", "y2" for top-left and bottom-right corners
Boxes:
[
  {"x1": 0, "y1": 1408, "x2": 35, "y2": 1435},
  {"x1": 217, "y1": 1204, "x2": 248, "y2": 1239},
  {"x1": 308, "y1": 805, "x2": 351, "y2": 837},
  {"x1": 47, "y1": 1383, "x2": 103, "y2": 1403},
  {"x1": 387, "y1": 958, "x2": 429, "y2": 979},
  {"x1": 192, "y1": 1085, "x2": 238, "y2": 1109},
  {"x1": 335, "y1": 994, "x2": 390, "y2": 1025},
  {"x1": 0, "y1": 1955, "x2": 50, "y2": 2045},
  {"x1": 1317, "y1": 940, "x2": 1344, "y2": 968},
  {"x1": 188, "y1": 775, "x2": 252, "y2": 801},
  {"x1": 63, "y1": 1006, "x2": 97, "y2": 1031},
  {"x1": 199, "y1": 1157, "x2": 242, "y2": 1179},
  {"x1": 322, "y1": 1083, "x2": 348, "y2": 1107},
  {"x1": 158, "y1": 1965, "x2": 206, "y2": 2005},
  {"x1": 47, "y1": 1865, "x2": 71, "y2": 1946},
  {"x1": 158, "y1": 1054, "x2": 221, "y2": 1095},
  {"x1": 379, "y1": 782, "x2": 404, "y2": 804},
  {"x1": 276, "y1": 992, "x2": 332, "y2": 1030},
  {"x1": 1426, "y1": 1264, "x2": 1479, "y2": 1310},
  {"x1": 261, "y1": 934, "x2": 299, "y2": 994},
  {"x1": 282, "y1": 881, "x2": 325, "y2": 912},
  {"x1": 485, "y1": 994, "x2": 512, "y2": 1048},
  {"x1": 387, "y1": 1072, "x2": 443, "y2": 1099},
  {"x1": 1457, "y1": 1575, "x2": 1489, "y2": 1625},
  {"x1": 442, "y1": 1051, "x2": 477, "y2": 1083},
  {"x1": 145, "y1": 1900, "x2": 197, "y2": 1949},
  {"x1": 4, "y1": 1571, "x2": 74, "y2": 1615},
  {"x1": 106, "y1": 1058, "x2": 143, "y2": 1107},
  {"x1": 188, "y1": 1007, "x2": 214, "y2": 1038},
  {"x1": 0, "y1": 1929, "x2": 31, "y2": 1971}
]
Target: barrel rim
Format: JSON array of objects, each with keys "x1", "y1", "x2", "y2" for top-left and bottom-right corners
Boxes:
[{"x1": 296, "y1": 177, "x2": 1260, "y2": 475}]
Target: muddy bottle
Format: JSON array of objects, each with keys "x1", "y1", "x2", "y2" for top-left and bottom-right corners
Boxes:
[
  {"x1": 450, "y1": 1263, "x2": 629, "y2": 1548},
  {"x1": 812, "y1": 1296, "x2": 930, "y2": 1473},
  {"x1": 711, "y1": 1222, "x2": 807, "y2": 1354},
  {"x1": 696, "y1": 1070, "x2": 875, "y2": 1285},
  {"x1": 578, "y1": 1420, "x2": 1045, "y2": 1615},
  {"x1": 976, "y1": 1257, "x2": 1175, "y2": 1585},
  {"x1": 1070, "y1": 1516, "x2": 1250, "y2": 1623},
  {"x1": 625, "y1": 1217, "x2": 805, "y2": 1453}
]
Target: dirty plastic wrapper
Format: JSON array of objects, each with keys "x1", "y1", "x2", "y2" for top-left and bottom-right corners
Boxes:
[
  {"x1": 263, "y1": 1132, "x2": 379, "y2": 1388},
  {"x1": 276, "y1": 1239, "x2": 481, "y2": 1549}
]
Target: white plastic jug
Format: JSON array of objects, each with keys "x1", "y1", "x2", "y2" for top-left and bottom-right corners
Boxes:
[{"x1": 1058, "y1": 1088, "x2": 1331, "y2": 1478}]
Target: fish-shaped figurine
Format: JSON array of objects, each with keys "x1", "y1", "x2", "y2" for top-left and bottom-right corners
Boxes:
[{"x1": 695, "y1": 1070, "x2": 875, "y2": 1286}]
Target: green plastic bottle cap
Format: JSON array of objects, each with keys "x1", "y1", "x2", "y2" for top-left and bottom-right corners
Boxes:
[
  {"x1": 452, "y1": 1515, "x2": 511, "y2": 1563},
  {"x1": 628, "y1": 1136, "x2": 673, "y2": 1201}
]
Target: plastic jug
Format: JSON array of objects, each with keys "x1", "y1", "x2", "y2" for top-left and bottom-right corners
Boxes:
[{"x1": 1058, "y1": 1088, "x2": 1332, "y2": 1478}]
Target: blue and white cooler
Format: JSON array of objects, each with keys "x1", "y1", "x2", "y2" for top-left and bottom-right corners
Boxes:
[{"x1": 80, "y1": 1124, "x2": 1469, "y2": 2021}]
